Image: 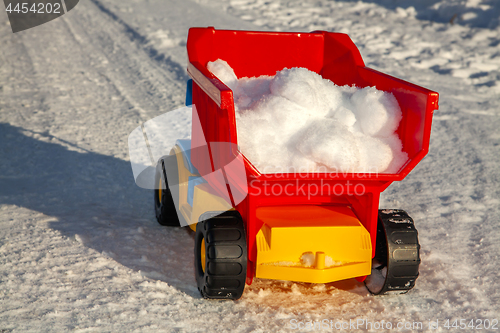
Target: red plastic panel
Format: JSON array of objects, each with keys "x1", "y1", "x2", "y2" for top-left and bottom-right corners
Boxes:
[
  {"x1": 187, "y1": 28, "x2": 365, "y2": 80},
  {"x1": 355, "y1": 67, "x2": 438, "y2": 178}
]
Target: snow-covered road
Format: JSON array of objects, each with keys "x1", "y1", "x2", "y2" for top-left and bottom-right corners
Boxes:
[{"x1": 1, "y1": 0, "x2": 499, "y2": 331}]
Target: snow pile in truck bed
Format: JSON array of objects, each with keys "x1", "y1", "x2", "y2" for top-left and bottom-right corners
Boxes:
[{"x1": 207, "y1": 59, "x2": 408, "y2": 173}]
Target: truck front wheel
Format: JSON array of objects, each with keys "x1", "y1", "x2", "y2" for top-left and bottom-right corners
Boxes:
[{"x1": 154, "y1": 155, "x2": 181, "y2": 227}]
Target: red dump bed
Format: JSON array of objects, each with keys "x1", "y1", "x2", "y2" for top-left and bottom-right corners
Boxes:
[
  {"x1": 187, "y1": 27, "x2": 438, "y2": 181},
  {"x1": 186, "y1": 27, "x2": 439, "y2": 263}
]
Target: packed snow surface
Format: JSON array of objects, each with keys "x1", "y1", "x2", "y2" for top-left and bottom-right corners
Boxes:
[
  {"x1": 208, "y1": 59, "x2": 408, "y2": 173},
  {"x1": 1, "y1": 0, "x2": 500, "y2": 331}
]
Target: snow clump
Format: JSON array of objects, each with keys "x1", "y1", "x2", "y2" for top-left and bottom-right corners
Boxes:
[{"x1": 207, "y1": 59, "x2": 408, "y2": 174}]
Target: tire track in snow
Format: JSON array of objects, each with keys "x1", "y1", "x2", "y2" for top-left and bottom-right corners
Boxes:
[
  {"x1": 52, "y1": 0, "x2": 187, "y2": 129},
  {"x1": 89, "y1": 0, "x2": 190, "y2": 84}
]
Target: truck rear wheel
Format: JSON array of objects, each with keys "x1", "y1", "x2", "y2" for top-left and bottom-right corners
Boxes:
[
  {"x1": 154, "y1": 155, "x2": 181, "y2": 227},
  {"x1": 365, "y1": 209, "x2": 420, "y2": 295},
  {"x1": 195, "y1": 211, "x2": 247, "y2": 300}
]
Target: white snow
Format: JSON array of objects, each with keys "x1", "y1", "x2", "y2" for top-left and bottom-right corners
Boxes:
[
  {"x1": 299, "y1": 252, "x2": 343, "y2": 268},
  {"x1": 208, "y1": 60, "x2": 407, "y2": 173},
  {"x1": 1, "y1": 0, "x2": 500, "y2": 331},
  {"x1": 300, "y1": 252, "x2": 315, "y2": 267}
]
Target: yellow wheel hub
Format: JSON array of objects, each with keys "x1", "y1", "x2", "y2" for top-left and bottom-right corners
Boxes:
[
  {"x1": 158, "y1": 177, "x2": 162, "y2": 203},
  {"x1": 201, "y1": 238, "x2": 206, "y2": 273}
]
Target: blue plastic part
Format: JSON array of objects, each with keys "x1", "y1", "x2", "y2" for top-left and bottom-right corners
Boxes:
[
  {"x1": 187, "y1": 176, "x2": 207, "y2": 206},
  {"x1": 185, "y1": 79, "x2": 193, "y2": 106},
  {"x1": 175, "y1": 139, "x2": 199, "y2": 174}
]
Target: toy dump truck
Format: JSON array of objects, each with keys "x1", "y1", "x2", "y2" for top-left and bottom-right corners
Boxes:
[{"x1": 154, "y1": 27, "x2": 439, "y2": 299}]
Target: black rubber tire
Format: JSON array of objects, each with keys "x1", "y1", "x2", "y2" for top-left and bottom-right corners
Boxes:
[
  {"x1": 194, "y1": 211, "x2": 247, "y2": 300},
  {"x1": 365, "y1": 209, "x2": 421, "y2": 295},
  {"x1": 154, "y1": 155, "x2": 181, "y2": 227}
]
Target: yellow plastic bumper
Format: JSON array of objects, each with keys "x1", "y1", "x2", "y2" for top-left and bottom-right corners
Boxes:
[{"x1": 255, "y1": 205, "x2": 372, "y2": 284}]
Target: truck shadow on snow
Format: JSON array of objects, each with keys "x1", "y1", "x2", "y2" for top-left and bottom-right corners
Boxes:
[
  {"x1": 0, "y1": 122, "x2": 371, "y2": 302},
  {"x1": 0, "y1": 122, "x2": 199, "y2": 297}
]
